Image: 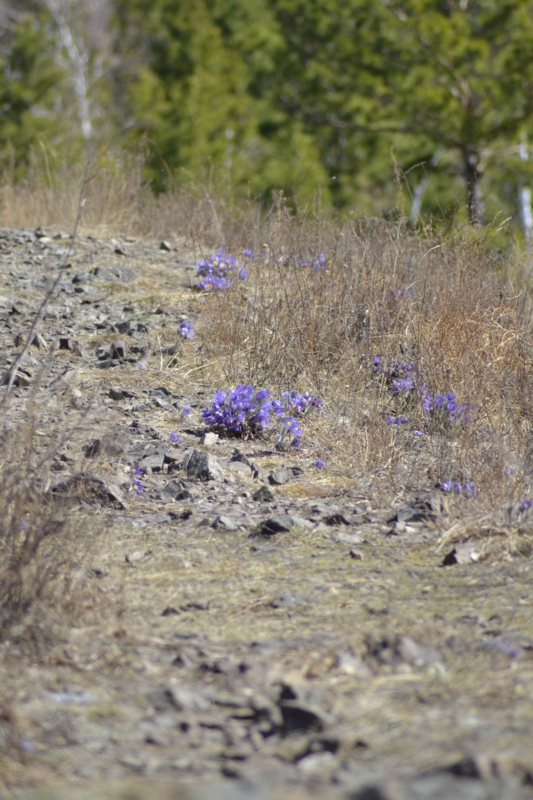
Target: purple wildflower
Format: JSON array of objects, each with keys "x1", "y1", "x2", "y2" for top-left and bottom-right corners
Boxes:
[
  {"x1": 315, "y1": 459, "x2": 325, "y2": 468},
  {"x1": 195, "y1": 249, "x2": 248, "y2": 292},
  {"x1": 179, "y1": 320, "x2": 194, "y2": 339}
]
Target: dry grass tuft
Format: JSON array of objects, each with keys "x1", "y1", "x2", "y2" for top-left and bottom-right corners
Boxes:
[{"x1": 0, "y1": 378, "x2": 96, "y2": 651}]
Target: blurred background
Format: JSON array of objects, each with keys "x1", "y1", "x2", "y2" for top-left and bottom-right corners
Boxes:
[{"x1": 1, "y1": 0, "x2": 533, "y2": 234}]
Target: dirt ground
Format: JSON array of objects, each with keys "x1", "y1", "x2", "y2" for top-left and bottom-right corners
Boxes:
[{"x1": 1, "y1": 226, "x2": 533, "y2": 800}]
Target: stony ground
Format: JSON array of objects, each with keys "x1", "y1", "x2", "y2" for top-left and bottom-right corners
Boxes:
[{"x1": 1, "y1": 226, "x2": 533, "y2": 800}]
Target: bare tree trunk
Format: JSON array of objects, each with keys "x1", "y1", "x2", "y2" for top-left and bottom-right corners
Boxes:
[
  {"x1": 46, "y1": 0, "x2": 92, "y2": 143},
  {"x1": 519, "y1": 135, "x2": 533, "y2": 245},
  {"x1": 409, "y1": 148, "x2": 443, "y2": 225},
  {"x1": 462, "y1": 145, "x2": 484, "y2": 226}
]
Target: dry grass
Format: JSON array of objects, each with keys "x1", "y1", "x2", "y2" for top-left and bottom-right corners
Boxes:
[
  {"x1": 0, "y1": 369, "x2": 101, "y2": 650},
  {"x1": 191, "y1": 207, "x2": 533, "y2": 507}
]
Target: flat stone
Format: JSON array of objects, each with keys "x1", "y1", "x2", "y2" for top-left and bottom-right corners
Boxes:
[
  {"x1": 91, "y1": 265, "x2": 137, "y2": 282},
  {"x1": 335, "y1": 532, "x2": 364, "y2": 546},
  {"x1": 211, "y1": 515, "x2": 239, "y2": 531},
  {"x1": 200, "y1": 431, "x2": 219, "y2": 446}
]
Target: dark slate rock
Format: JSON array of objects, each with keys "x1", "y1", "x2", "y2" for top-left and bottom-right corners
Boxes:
[
  {"x1": 392, "y1": 494, "x2": 444, "y2": 524},
  {"x1": 324, "y1": 512, "x2": 351, "y2": 526},
  {"x1": 128, "y1": 441, "x2": 169, "y2": 461},
  {"x1": 114, "y1": 320, "x2": 134, "y2": 334},
  {"x1": 96, "y1": 345, "x2": 111, "y2": 361},
  {"x1": 279, "y1": 701, "x2": 327, "y2": 734},
  {"x1": 149, "y1": 385, "x2": 173, "y2": 397},
  {"x1": 253, "y1": 485, "x2": 276, "y2": 502},
  {"x1": 110, "y1": 339, "x2": 125, "y2": 359},
  {"x1": 186, "y1": 449, "x2": 224, "y2": 481},
  {"x1": 255, "y1": 515, "x2": 294, "y2": 535},
  {"x1": 83, "y1": 439, "x2": 101, "y2": 458},
  {"x1": 109, "y1": 386, "x2": 135, "y2": 400},
  {"x1": 160, "y1": 479, "x2": 189, "y2": 502}
]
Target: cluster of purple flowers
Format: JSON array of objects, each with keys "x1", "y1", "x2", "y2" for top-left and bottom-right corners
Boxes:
[
  {"x1": 375, "y1": 355, "x2": 475, "y2": 430},
  {"x1": 300, "y1": 253, "x2": 327, "y2": 269},
  {"x1": 422, "y1": 390, "x2": 473, "y2": 424},
  {"x1": 201, "y1": 384, "x2": 272, "y2": 434},
  {"x1": 201, "y1": 385, "x2": 322, "y2": 443},
  {"x1": 387, "y1": 415, "x2": 409, "y2": 427},
  {"x1": 196, "y1": 249, "x2": 249, "y2": 292},
  {"x1": 128, "y1": 465, "x2": 144, "y2": 495},
  {"x1": 441, "y1": 480, "x2": 476, "y2": 497},
  {"x1": 374, "y1": 356, "x2": 417, "y2": 393},
  {"x1": 275, "y1": 390, "x2": 323, "y2": 415},
  {"x1": 179, "y1": 320, "x2": 194, "y2": 339}
]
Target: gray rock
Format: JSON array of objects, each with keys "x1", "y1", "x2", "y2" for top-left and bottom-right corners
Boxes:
[
  {"x1": 268, "y1": 468, "x2": 292, "y2": 485},
  {"x1": 151, "y1": 395, "x2": 172, "y2": 410},
  {"x1": 335, "y1": 532, "x2": 364, "y2": 546},
  {"x1": 256, "y1": 515, "x2": 294, "y2": 535},
  {"x1": 160, "y1": 479, "x2": 189, "y2": 502},
  {"x1": 227, "y1": 461, "x2": 252, "y2": 478},
  {"x1": 200, "y1": 431, "x2": 219, "y2": 446},
  {"x1": 91, "y1": 265, "x2": 137, "y2": 282},
  {"x1": 253, "y1": 485, "x2": 275, "y2": 502},
  {"x1": 111, "y1": 340, "x2": 125, "y2": 359},
  {"x1": 338, "y1": 652, "x2": 373, "y2": 678},
  {"x1": 279, "y1": 700, "x2": 327, "y2": 734},
  {"x1": 139, "y1": 453, "x2": 165, "y2": 473},
  {"x1": 2, "y1": 367, "x2": 32, "y2": 387},
  {"x1": 211, "y1": 515, "x2": 239, "y2": 531},
  {"x1": 323, "y1": 512, "x2": 351, "y2": 525},
  {"x1": 270, "y1": 592, "x2": 310, "y2": 608},
  {"x1": 51, "y1": 474, "x2": 127, "y2": 509},
  {"x1": 187, "y1": 449, "x2": 224, "y2": 481}
]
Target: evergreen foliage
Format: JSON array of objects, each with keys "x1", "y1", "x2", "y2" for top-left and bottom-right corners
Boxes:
[
  {"x1": 0, "y1": 12, "x2": 63, "y2": 175},
  {"x1": 2, "y1": 0, "x2": 533, "y2": 226}
]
